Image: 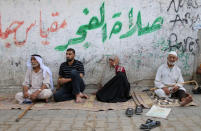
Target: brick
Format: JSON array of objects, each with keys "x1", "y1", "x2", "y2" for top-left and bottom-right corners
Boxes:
[
  {"x1": 46, "y1": 123, "x2": 60, "y2": 129},
  {"x1": 60, "y1": 118, "x2": 74, "y2": 124},
  {"x1": 188, "y1": 126, "x2": 201, "y2": 131},
  {"x1": 122, "y1": 126, "x2": 134, "y2": 131},
  {"x1": 94, "y1": 128, "x2": 105, "y2": 131},
  {"x1": 164, "y1": 128, "x2": 176, "y2": 131},
  {"x1": 59, "y1": 124, "x2": 72, "y2": 129},
  {"x1": 85, "y1": 121, "x2": 94, "y2": 128},
  {"x1": 95, "y1": 121, "x2": 105, "y2": 128},
  {"x1": 72, "y1": 120, "x2": 85, "y2": 128},
  {"x1": 44, "y1": 127, "x2": 57, "y2": 131}
]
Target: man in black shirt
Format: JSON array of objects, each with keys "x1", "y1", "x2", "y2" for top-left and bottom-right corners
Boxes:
[{"x1": 54, "y1": 48, "x2": 88, "y2": 102}]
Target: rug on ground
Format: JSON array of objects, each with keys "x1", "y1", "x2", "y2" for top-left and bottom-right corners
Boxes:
[{"x1": 0, "y1": 92, "x2": 153, "y2": 111}]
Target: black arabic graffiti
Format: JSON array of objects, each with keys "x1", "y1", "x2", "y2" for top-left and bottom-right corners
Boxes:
[
  {"x1": 167, "y1": 0, "x2": 201, "y2": 13},
  {"x1": 187, "y1": 0, "x2": 201, "y2": 9},
  {"x1": 170, "y1": 12, "x2": 201, "y2": 30},
  {"x1": 164, "y1": 33, "x2": 200, "y2": 55},
  {"x1": 167, "y1": 0, "x2": 185, "y2": 13}
]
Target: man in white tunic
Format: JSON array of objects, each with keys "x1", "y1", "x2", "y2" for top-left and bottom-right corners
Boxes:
[
  {"x1": 154, "y1": 51, "x2": 193, "y2": 106},
  {"x1": 15, "y1": 54, "x2": 54, "y2": 104}
]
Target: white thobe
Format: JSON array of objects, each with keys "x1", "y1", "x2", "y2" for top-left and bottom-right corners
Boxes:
[
  {"x1": 154, "y1": 64, "x2": 186, "y2": 98},
  {"x1": 15, "y1": 69, "x2": 52, "y2": 104}
]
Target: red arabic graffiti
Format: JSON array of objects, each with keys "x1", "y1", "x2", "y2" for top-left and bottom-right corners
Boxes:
[
  {"x1": 5, "y1": 42, "x2": 11, "y2": 48},
  {"x1": 15, "y1": 21, "x2": 36, "y2": 46},
  {"x1": 0, "y1": 11, "x2": 67, "y2": 48}
]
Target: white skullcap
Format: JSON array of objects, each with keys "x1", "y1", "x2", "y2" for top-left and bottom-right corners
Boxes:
[{"x1": 168, "y1": 51, "x2": 177, "y2": 57}]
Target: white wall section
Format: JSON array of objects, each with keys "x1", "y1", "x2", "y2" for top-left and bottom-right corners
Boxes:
[{"x1": 0, "y1": 0, "x2": 200, "y2": 86}]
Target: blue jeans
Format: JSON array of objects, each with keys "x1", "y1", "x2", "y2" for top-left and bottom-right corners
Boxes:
[{"x1": 54, "y1": 70, "x2": 85, "y2": 102}]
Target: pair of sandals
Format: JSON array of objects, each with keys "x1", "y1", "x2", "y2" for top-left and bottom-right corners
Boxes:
[
  {"x1": 125, "y1": 105, "x2": 143, "y2": 117},
  {"x1": 140, "y1": 119, "x2": 161, "y2": 130}
]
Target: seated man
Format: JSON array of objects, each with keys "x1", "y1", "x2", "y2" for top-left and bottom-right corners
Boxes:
[
  {"x1": 54, "y1": 48, "x2": 88, "y2": 103},
  {"x1": 154, "y1": 51, "x2": 193, "y2": 106},
  {"x1": 15, "y1": 54, "x2": 53, "y2": 104},
  {"x1": 196, "y1": 64, "x2": 201, "y2": 84},
  {"x1": 96, "y1": 55, "x2": 131, "y2": 103},
  {"x1": 192, "y1": 64, "x2": 201, "y2": 94},
  {"x1": 196, "y1": 64, "x2": 201, "y2": 75}
]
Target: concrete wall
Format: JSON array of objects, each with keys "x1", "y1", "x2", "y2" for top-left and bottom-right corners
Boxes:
[{"x1": 0, "y1": 0, "x2": 200, "y2": 87}]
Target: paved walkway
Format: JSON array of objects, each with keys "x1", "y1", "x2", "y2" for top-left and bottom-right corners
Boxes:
[{"x1": 0, "y1": 86, "x2": 201, "y2": 131}]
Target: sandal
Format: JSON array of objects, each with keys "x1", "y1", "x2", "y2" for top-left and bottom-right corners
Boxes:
[
  {"x1": 135, "y1": 105, "x2": 143, "y2": 115},
  {"x1": 145, "y1": 119, "x2": 153, "y2": 124},
  {"x1": 140, "y1": 119, "x2": 161, "y2": 130},
  {"x1": 125, "y1": 108, "x2": 134, "y2": 117}
]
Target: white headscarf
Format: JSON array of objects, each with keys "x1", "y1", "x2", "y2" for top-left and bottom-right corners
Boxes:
[{"x1": 27, "y1": 55, "x2": 54, "y2": 91}]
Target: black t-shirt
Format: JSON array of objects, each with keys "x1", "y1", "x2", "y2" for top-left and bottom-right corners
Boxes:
[{"x1": 59, "y1": 60, "x2": 84, "y2": 78}]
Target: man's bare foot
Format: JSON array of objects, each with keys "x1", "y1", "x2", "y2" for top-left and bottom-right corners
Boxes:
[
  {"x1": 83, "y1": 94, "x2": 88, "y2": 99},
  {"x1": 98, "y1": 83, "x2": 102, "y2": 89},
  {"x1": 91, "y1": 92, "x2": 97, "y2": 95},
  {"x1": 180, "y1": 95, "x2": 193, "y2": 106},
  {"x1": 75, "y1": 94, "x2": 83, "y2": 103},
  {"x1": 185, "y1": 93, "x2": 190, "y2": 97},
  {"x1": 45, "y1": 98, "x2": 50, "y2": 103},
  {"x1": 80, "y1": 93, "x2": 88, "y2": 99}
]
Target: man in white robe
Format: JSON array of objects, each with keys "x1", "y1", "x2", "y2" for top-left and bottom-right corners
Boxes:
[
  {"x1": 154, "y1": 51, "x2": 193, "y2": 106},
  {"x1": 15, "y1": 54, "x2": 54, "y2": 104}
]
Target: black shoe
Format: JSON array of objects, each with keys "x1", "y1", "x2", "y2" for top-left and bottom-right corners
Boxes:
[
  {"x1": 140, "y1": 119, "x2": 160, "y2": 130},
  {"x1": 135, "y1": 105, "x2": 143, "y2": 115},
  {"x1": 192, "y1": 87, "x2": 201, "y2": 94},
  {"x1": 125, "y1": 108, "x2": 134, "y2": 117}
]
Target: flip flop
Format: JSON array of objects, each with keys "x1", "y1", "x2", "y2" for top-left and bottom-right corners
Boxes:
[
  {"x1": 140, "y1": 119, "x2": 161, "y2": 130},
  {"x1": 125, "y1": 108, "x2": 134, "y2": 117},
  {"x1": 135, "y1": 105, "x2": 143, "y2": 115},
  {"x1": 145, "y1": 119, "x2": 153, "y2": 124}
]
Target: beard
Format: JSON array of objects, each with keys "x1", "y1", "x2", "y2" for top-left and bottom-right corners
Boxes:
[
  {"x1": 167, "y1": 60, "x2": 176, "y2": 66},
  {"x1": 66, "y1": 58, "x2": 73, "y2": 62},
  {"x1": 31, "y1": 63, "x2": 39, "y2": 67}
]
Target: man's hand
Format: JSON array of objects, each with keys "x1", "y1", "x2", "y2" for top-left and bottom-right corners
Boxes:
[
  {"x1": 23, "y1": 86, "x2": 29, "y2": 98},
  {"x1": 162, "y1": 87, "x2": 170, "y2": 95},
  {"x1": 172, "y1": 86, "x2": 180, "y2": 93},
  {"x1": 58, "y1": 78, "x2": 72, "y2": 85},
  {"x1": 58, "y1": 78, "x2": 66, "y2": 85},
  {"x1": 23, "y1": 92, "x2": 29, "y2": 98},
  {"x1": 30, "y1": 91, "x2": 39, "y2": 101},
  {"x1": 80, "y1": 73, "x2": 84, "y2": 78}
]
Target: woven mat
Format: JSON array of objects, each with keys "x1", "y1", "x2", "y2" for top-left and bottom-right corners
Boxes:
[
  {"x1": 0, "y1": 92, "x2": 153, "y2": 111},
  {"x1": 0, "y1": 95, "x2": 134, "y2": 111},
  {"x1": 131, "y1": 91, "x2": 153, "y2": 108},
  {"x1": 0, "y1": 92, "x2": 196, "y2": 111}
]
